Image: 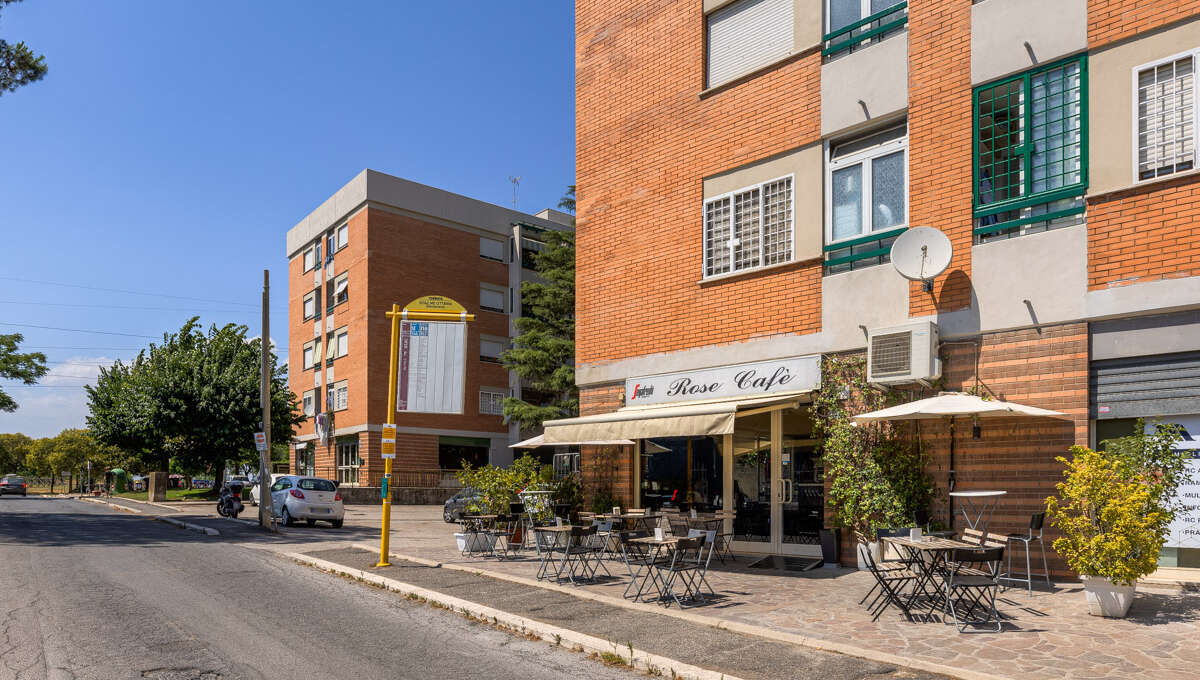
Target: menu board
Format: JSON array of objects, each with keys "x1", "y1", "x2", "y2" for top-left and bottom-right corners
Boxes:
[
  {"x1": 1159, "y1": 416, "x2": 1200, "y2": 549},
  {"x1": 396, "y1": 321, "x2": 466, "y2": 414}
]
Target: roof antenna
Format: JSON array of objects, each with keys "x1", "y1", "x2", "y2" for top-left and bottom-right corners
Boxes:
[{"x1": 507, "y1": 176, "x2": 521, "y2": 209}]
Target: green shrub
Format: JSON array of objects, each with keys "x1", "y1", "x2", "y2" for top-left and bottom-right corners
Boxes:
[{"x1": 455, "y1": 454, "x2": 550, "y2": 515}]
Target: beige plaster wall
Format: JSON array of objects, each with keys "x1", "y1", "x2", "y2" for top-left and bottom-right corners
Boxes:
[
  {"x1": 820, "y1": 32, "x2": 909, "y2": 136},
  {"x1": 970, "y1": 0, "x2": 1086, "y2": 85}
]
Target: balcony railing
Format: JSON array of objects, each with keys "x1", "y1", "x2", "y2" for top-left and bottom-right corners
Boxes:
[{"x1": 822, "y1": 2, "x2": 907, "y2": 58}]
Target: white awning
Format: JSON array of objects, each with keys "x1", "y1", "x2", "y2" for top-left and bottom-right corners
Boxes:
[
  {"x1": 541, "y1": 392, "x2": 809, "y2": 443},
  {"x1": 509, "y1": 434, "x2": 638, "y2": 449}
]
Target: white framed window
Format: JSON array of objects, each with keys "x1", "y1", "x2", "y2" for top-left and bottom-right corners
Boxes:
[
  {"x1": 336, "y1": 224, "x2": 349, "y2": 250},
  {"x1": 302, "y1": 389, "x2": 315, "y2": 417},
  {"x1": 302, "y1": 340, "x2": 316, "y2": 369},
  {"x1": 336, "y1": 439, "x2": 359, "y2": 485},
  {"x1": 480, "y1": 285, "x2": 506, "y2": 313},
  {"x1": 706, "y1": 0, "x2": 794, "y2": 89},
  {"x1": 302, "y1": 292, "x2": 316, "y2": 320},
  {"x1": 313, "y1": 242, "x2": 322, "y2": 269},
  {"x1": 827, "y1": 0, "x2": 901, "y2": 35},
  {"x1": 480, "y1": 236, "x2": 505, "y2": 261},
  {"x1": 480, "y1": 336, "x2": 506, "y2": 363},
  {"x1": 303, "y1": 247, "x2": 315, "y2": 272},
  {"x1": 479, "y1": 389, "x2": 506, "y2": 415},
  {"x1": 826, "y1": 123, "x2": 908, "y2": 246},
  {"x1": 332, "y1": 273, "x2": 348, "y2": 307},
  {"x1": 335, "y1": 328, "x2": 349, "y2": 358},
  {"x1": 1135, "y1": 50, "x2": 1197, "y2": 181},
  {"x1": 331, "y1": 380, "x2": 348, "y2": 411},
  {"x1": 703, "y1": 175, "x2": 793, "y2": 278}
]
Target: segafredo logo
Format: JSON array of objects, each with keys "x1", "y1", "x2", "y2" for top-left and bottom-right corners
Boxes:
[
  {"x1": 630, "y1": 384, "x2": 654, "y2": 400},
  {"x1": 624, "y1": 355, "x2": 821, "y2": 406}
]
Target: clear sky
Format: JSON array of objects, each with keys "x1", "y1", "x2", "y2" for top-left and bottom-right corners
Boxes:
[{"x1": 0, "y1": 0, "x2": 575, "y2": 438}]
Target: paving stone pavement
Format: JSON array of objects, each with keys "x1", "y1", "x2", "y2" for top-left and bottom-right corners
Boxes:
[{"x1": 320, "y1": 507, "x2": 1200, "y2": 680}]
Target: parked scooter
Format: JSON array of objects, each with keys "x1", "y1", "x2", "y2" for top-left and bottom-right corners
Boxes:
[{"x1": 216, "y1": 480, "x2": 245, "y2": 519}]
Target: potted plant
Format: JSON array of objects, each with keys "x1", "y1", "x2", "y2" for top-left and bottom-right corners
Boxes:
[
  {"x1": 813, "y1": 356, "x2": 934, "y2": 568},
  {"x1": 1046, "y1": 423, "x2": 1188, "y2": 617}
]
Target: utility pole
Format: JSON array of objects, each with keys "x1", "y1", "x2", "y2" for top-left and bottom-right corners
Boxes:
[
  {"x1": 258, "y1": 269, "x2": 274, "y2": 530},
  {"x1": 508, "y1": 176, "x2": 520, "y2": 209}
]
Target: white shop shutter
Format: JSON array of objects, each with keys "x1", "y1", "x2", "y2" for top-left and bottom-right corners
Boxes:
[{"x1": 706, "y1": 0, "x2": 794, "y2": 88}]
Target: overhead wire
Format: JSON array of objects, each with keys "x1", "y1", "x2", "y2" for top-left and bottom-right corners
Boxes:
[
  {"x1": 0, "y1": 322, "x2": 157, "y2": 338},
  {"x1": 0, "y1": 275, "x2": 257, "y2": 307}
]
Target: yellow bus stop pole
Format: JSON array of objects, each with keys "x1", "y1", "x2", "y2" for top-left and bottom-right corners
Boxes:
[{"x1": 377, "y1": 303, "x2": 401, "y2": 568}]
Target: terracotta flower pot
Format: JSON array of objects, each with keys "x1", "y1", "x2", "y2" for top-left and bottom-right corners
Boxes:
[{"x1": 1081, "y1": 575, "x2": 1136, "y2": 617}]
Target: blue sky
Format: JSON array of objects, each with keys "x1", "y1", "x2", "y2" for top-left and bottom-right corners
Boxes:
[{"x1": 0, "y1": 0, "x2": 575, "y2": 437}]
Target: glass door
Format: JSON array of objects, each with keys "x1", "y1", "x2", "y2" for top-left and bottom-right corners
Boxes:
[{"x1": 730, "y1": 412, "x2": 774, "y2": 553}]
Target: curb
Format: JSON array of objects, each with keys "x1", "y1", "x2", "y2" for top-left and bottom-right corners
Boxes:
[
  {"x1": 349, "y1": 543, "x2": 1009, "y2": 680},
  {"x1": 76, "y1": 496, "x2": 218, "y2": 535},
  {"x1": 289, "y1": 551, "x2": 744, "y2": 680},
  {"x1": 77, "y1": 497, "x2": 143, "y2": 514},
  {"x1": 111, "y1": 497, "x2": 182, "y2": 512}
]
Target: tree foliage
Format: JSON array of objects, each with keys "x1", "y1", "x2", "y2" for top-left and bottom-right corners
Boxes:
[
  {"x1": 0, "y1": 0, "x2": 47, "y2": 96},
  {"x1": 813, "y1": 355, "x2": 934, "y2": 543},
  {"x1": 456, "y1": 454, "x2": 551, "y2": 515},
  {"x1": 501, "y1": 186, "x2": 577, "y2": 429},
  {"x1": 86, "y1": 318, "x2": 303, "y2": 474},
  {"x1": 0, "y1": 333, "x2": 48, "y2": 412},
  {"x1": 0, "y1": 431, "x2": 32, "y2": 472}
]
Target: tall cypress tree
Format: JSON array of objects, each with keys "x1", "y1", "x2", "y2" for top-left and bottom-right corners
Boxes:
[{"x1": 501, "y1": 187, "x2": 577, "y2": 429}]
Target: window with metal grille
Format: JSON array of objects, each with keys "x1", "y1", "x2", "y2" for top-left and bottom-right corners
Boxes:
[
  {"x1": 870, "y1": 331, "x2": 911, "y2": 377},
  {"x1": 479, "y1": 390, "x2": 506, "y2": 415},
  {"x1": 336, "y1": 441, "x2": 359, "y2": 485},
  {"x1": 973, "y1": 55, "x2": 1087, "y2": 240},
  {"x1": 703, "y1": 175, "x2": 793, "y2": 278},
  {"x1": 1137, "y1": 54, "x2": 1195, "y2": 181}
]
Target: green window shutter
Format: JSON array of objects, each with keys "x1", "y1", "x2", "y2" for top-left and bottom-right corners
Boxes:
[{"x1": 973, "y1": 54, "x2": 1088, "y2": 220}]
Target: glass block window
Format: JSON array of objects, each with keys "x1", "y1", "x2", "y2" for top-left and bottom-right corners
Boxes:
[
  {"x1": 973, "y1": 55, "x2": 1087, "y2": 238},
  {"x1": 1137, "y1": 55, "x2": 1195, "y2": 181},
  {"x1": 703, "y1": 176, "x2": 793, "y2": 278}
]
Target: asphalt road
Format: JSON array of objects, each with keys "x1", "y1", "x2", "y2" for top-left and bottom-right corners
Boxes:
[{"x1": 0, "y1": 497, "x2": 635, "y2": 680}]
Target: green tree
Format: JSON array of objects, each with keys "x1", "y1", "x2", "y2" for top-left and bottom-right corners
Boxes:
[
  {"x1": 0, "y1": 432, "x2": 33, "y2": 472},
  {"x1": 501, "y1": 186, "x2": 577, "y2": 429},
  {"x1": 0, "y1": 333, "x2": 48, "y2": 412},
  {"x1": 0, "y1": 0, "x2": 47, "y2": 96},
  {"x1": 86, "y1": 318, "x2": 304, "y2": 481}
]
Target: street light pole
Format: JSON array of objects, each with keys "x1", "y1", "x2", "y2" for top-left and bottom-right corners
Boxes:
[{"x1": 259, "y1": 269, "x2": 274, "y2": 530}]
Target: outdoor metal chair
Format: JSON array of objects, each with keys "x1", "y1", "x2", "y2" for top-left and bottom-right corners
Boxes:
[
  {"x1": 944, "y1": 547, "x2": 1004, "y2": 632},
  {"x1": 858, "y1": 543, "x2": 918, "y2": 622},
  {"x1": 686, "y1": 528, "x2": 718, "y2": 596},
  {"x1": 999, "y1": 512, "x2": 1051, "y2": 595},
  {"x1": 532, "y1": 528, "x2": 568, "y2": 580},
  {"x1": 658, "y1": 536, "x2": 708, "y2": 608},
  {"x1": 619, "y1": 530, "x2": 665, "y2": 601},
  {"x1": 858, "y1": 530, "x2": 918, "y2": 608},
  {"x1": 557, "y1": 525, "x2": 604, "y2": 584}
]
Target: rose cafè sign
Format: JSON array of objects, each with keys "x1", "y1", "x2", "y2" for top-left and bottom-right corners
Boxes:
[{"x1": 624, "y1": 355, "x2": 821, "y2": 407}]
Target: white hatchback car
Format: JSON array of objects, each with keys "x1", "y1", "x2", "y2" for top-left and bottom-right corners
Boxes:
[
  {"x1": 249, "y1": 473, "x2": 283, "y2": 506},
  {"x1": 270, "y1": 475, "x2": 345, "y2": 528}
]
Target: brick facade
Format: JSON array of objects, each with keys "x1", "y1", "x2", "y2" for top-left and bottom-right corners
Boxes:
[
  {"x1": 579, "y1": 382, "x2": 635, "y2": 508},
  {"x1": 1088, "y1": 0, "x2": 1200, "y2": 49},
  {"x1": 1088, "y1": 175, "x2": 1200, "y2": 289},
  {"x1": 575, "y1": 0, "x2": 823, "y2": 366}
]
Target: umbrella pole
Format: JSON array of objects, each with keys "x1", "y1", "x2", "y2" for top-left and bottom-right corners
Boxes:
[{"x1": 948, "y1": 417, "x2": 956, "y2": 531}]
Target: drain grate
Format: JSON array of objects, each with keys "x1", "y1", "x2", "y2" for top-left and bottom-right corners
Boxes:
[{"x1": 746, "y1": 555, "x2": 823, "y2": 572}]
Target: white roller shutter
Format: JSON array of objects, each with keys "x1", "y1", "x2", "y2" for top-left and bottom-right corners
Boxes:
[{"x1": 707, "y1": 0, "x2": 794, "y2": 88}]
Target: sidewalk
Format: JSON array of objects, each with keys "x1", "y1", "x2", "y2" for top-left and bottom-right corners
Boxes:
[
  {"x1": 309, "y1": 506, "x2": 1200, "y2": 680},
  {"x1": 297, "y1": 545, "x2": 946, "y2": 680}
]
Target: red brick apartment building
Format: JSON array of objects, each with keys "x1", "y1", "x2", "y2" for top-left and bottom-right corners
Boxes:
[
  {"x1": 285, "y1": 170, "x2": 572, "y2": 495},
  {"x1": 556, "y1": 0, "x2": 1200, "y2": 577}
]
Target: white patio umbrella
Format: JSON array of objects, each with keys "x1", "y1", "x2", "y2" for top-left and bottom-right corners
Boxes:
[{"x1": 852, "y1": 392, "x2": 1070, "y2": 527}]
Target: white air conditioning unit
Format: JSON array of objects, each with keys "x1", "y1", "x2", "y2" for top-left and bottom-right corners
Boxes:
[{"x1": 866, "y1": 321, "x2": 941, "y2": 385}]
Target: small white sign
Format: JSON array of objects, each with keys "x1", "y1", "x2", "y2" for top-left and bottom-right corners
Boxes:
[
  {"x1": 253, "y1": 432, "x2": 267, "y2": 452},
  {"x1": 625, "y1": 355, "x2": 821, "y2": 407},
  {"x1": 1158, "y1": 416, "x2": 1200, "y2": 550}
]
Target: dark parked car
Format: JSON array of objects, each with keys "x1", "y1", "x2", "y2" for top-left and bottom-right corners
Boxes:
[
  {"x1": 443, "y1": 488, "x2": 480, "y2": 522},
  {"x1": 0, "y1": 476, "x2": 28, "y2": 496}
]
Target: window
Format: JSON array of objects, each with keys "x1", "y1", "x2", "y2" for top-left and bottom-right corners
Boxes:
[
  {"x1": 706, "y1": 0, "x2": 794, "y2": 88},
  {"x1": 302, "y1": 390, "x2": 315, "y2": 417},
  {"x1": 313, "y1": 242, "x2": 322, "y2": 269},
  {"x1": 296, "y1": 444, "x2": 315, "y2": 477},
  {"x1": 335, "y1": 329, "x2": 348, "y2": 358},
  {"x1": 823, "y1": 124, "x2": 908, "y2": 274},
  {"x1": 325, "y1": 233, "x2": 335, "y2": 263},
  {"x1": 974, "y1": 55, "x2": 1087, "y2": 240},
  {"x1": 480, "y1": 236, "x2": 505, "y2": 261},
  {"x1": 703, "y1": 175, "x2": 793, "y2": 278},
  {"x1": 824, "y1": 1, "x2": 908, "y2": 58},
  {"x1": 1136, "y1": 53, "x2": 1196, "y2": 181},
  {"x1": 336, "y1": 440, "x2": 359, "y2": 485},
  {"x1": 303, "y1": 248, "x2": 315, "y2": 272},
  {"x1": 311, "y1": 338, "x2": 322, "y2": 369},
  {"x1": 330, "y1": 380, "x2": 348, "y2": 411},
  {"x1": 480, "y1": 285, "x2": 506, "y2": 313},
  {"x1": 302, "y1": 292, "x2": 316, "y2": 320},
  {"x1": 480, "y1": 389, "x2": 506, "y2": 415},
  {"x1": 480, "y1": 336, "x2": 506, "y2": 363},
  {"x1": 302, "y1": 341, "x2": 315, "y2": 369},
  {"x1": 336, "y1": 224, "x2": 349, "y2": 250},
  {"x1": 333, "y1": 273, "x2": 348, "y2": 306}
]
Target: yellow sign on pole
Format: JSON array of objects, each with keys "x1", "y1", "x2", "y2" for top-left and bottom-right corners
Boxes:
[{"x1": 375, "y1": 296, "x2": 474, "y2": 569}]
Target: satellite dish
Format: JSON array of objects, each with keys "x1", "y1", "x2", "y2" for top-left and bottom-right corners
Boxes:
[{"x1": 891, "y1": 227, "x2": 952, "y2": 291}]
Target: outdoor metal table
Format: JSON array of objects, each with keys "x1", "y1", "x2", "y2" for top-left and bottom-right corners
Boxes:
[
  {"x1": 882, "y1": 535, "x2": 979, "y2": 616},
  {"x1": 457, "y1": 514, "x2": 498, "y2": 556},
  {"x1": 948, "y1": 490, "x2": 1006, "y2": 535},
  {"x1": 532, "y1": 525, "x2": 575, "y2": 580},
  {"x1": 626, "y1": 535, "x2": 680, "y2": 603}
]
